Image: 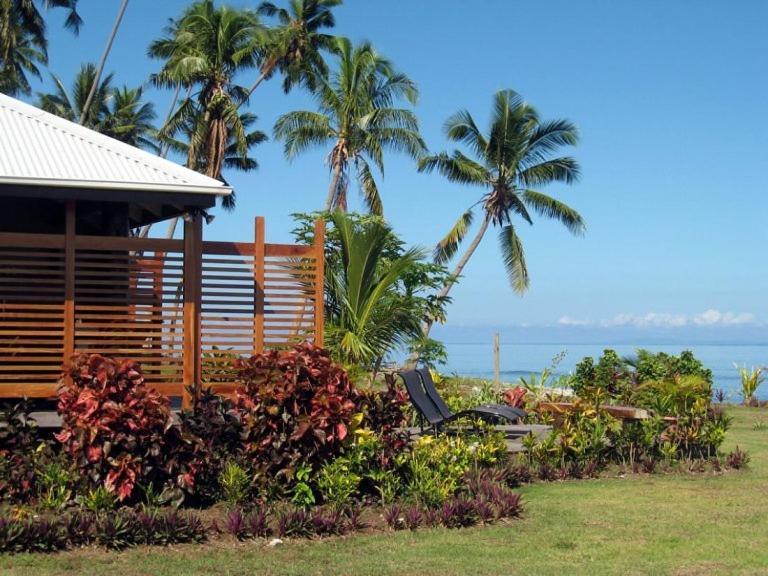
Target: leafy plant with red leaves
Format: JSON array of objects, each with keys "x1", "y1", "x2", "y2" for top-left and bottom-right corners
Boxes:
[
  {"x1": 502, "y1": 386, "x2": 527, "y2": 409},
  {"x1": 358, "y1": 374, "x2": 409, "y2": 462},
  {"x1": 232, "y1": 342, "x2": 359, "y2": 488},
  {"x1": 56, "y1": 354, "x2": 196, "y2": 503},
  {"x1": 0, "y1": 400, "x2": 41, "y2": 503}
]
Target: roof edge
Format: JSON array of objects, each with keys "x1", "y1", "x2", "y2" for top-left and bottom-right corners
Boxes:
[{"x1": 0, "y1": 175, "x2": 232, "y2": 196}]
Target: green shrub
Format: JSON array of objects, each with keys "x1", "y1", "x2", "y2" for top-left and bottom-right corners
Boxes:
[
  {"x1": 317, "y1": 458, "x2": 361, "y2": 509},
  {"x1": 219, "y1": 461, "x2": 251, "y2": 506},
  {"x1": 402, "y1": 434, "x2": 505, "y2": 508},
  {"x1": 735, "y1": 364, "x2": 764, "y2": 405}
]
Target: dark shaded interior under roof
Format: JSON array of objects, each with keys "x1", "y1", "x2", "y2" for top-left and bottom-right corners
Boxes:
[{"x1": 0, "y1": 184, "x2": 217, "y2": 235}]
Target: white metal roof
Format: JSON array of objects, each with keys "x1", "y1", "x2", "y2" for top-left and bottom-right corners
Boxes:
[{"x1": 0, "y1": 92, "x2": 232, "y2": 196}]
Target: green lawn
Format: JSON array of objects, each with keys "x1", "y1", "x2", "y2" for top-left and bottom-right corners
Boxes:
[{"x1": 4, "y1": 407, "x2": 768, "y2": 576}]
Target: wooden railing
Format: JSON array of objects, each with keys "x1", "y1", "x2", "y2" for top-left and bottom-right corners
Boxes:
[{"x1": 0, "y1": 216, "x2": 325, "y2": 404}]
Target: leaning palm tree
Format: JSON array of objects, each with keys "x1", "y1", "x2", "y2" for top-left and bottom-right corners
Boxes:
[
  {"x1": 325, "y1": 211, "x2": 424, "y2": 367},
  {"x1": 418, "y1": 89, "x2": 585, "y2": 337},
  {"x1": 79, "y1": 0, "x2": 129, "y2": 125},
  {"x1": 150, "y1": 0, "x2": 261, "y2": 181},
  {"x1": 243, "y1": 0, "x2": 339, "y2": 99},
  {"x1": 0, "y1": 0, "x2": 81, "y2": 95},
  {"x1": 38, "y1": 63, "x2": 157, "y2": 149},
  {"x1": 274, "y1": 37, "x2": 424, "y2": 215}
]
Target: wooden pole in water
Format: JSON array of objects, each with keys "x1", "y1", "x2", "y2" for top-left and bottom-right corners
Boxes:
[{"x1": 493, "y1": 332, "x2": 500, "y2": 386}]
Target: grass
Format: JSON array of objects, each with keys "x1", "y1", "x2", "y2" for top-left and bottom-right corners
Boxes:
[{"x1": 3, "y1": 406, "x2": 767, "y2": 576}]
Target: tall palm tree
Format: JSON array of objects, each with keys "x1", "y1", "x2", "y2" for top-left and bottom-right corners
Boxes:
[
  {"x1": 0, "y1": 0, "x2": 81, "y2": 95},
  {"x1": 159, "y1": 103, "x2": 266, "y2": 210},
  {"x1": 149, "y1": 0, "x2": 261, "y2": 181},
  {"x1": 273, "y1": 37, "x2": 424, "y2": 215},
  {"x1": 0, "y1": 17, "x2": 44, "y2": 94},
  {"x1": 79, "y1": 0, "x2": 129, "y2": 125},
  {"x1": 325, "y1": 211, "x2": 424, "y2": 366},
  {"x1": 244, "y1": 0, "x2": 340, "y2": 99},
  {"x1": 38, "y1": 63, "x2": 157, "y2": 149},
  {"x1": 418, "y1": 89, "x2": 585, "y2": 337}
]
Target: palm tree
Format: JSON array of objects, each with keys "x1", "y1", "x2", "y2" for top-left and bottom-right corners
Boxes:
[
  {"x1": 244, "y1": 0, "x2": 340, "y2": 99},
  {"x1": 274, "y1": 37, "x2": 424, "y2": 215},
  {"x1": 101, "y1": 86, "x2": 157, "y2": 150},
  {"x1": 79, "y1": 0, "x2": 129, "y2": 124},
  {"x1": 38, "y1": 63, "x2": 113, "y2": 126},
  {"x1": 0, "y1": 0, "x2": 81, "y2": 95},
  {"x1": 0, "y1": 17, "x2": 45, "y2": 95},
  {"x1": 38, "y1": 63, "x2": 157, "y2": 149},
  {"x1": 418, "y1": 89, "x2": 585, "y2": 337},
  {"x1": 159, "y1": 103, "x2": 266, "y2": 210},
  {"x1": 149, "y1": 0, "x2": 261, "y2": 181},
  {"x1": 325, "y1": 211, "x2": 424, "y2": 367}
]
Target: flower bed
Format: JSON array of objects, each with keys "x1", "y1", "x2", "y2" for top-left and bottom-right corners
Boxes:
[{"x1": 0, "y1": 343, "x2": 524, "y2": 554}]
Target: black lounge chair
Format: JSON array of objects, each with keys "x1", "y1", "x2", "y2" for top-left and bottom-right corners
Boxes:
[
  {"x1": 398, "y1": 369, "x2": 524, "y2": 432},
  {"x1": 415, "y1": 367, "x2": 525, "y2": 423}
]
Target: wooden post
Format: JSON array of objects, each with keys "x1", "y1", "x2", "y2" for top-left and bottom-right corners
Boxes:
[
  {"x1": 253, "y1": 216, "x2": 265, "y2": 355},
  {"x1": 182, "y1": 215, "x2": 203, "y2": 409},
  {"x1": 313, "y1": 218, "x2": 325, "y2": 348},
  {"x1": 63, "y1": 201, "x2": 76, "y2": 381},
  {"x1": 493, "y1": 332, "x2": 500, "y2": 386}
]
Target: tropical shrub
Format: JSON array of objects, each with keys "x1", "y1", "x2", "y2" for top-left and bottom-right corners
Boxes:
[
  {"x1": 233, "y1": 342, "x2": 359, "y2": 490},
  {"x1": 317, "y1": 457, "x2": 361, "y2": 509},
  {"x1": 293, "y1": 212, "x2": 452, "y2": 370},
  {"x1": 219, "y1": 461, "x2": 252, "y2": 506},
  {"x1": 0, "y1": 400, "x2": 41, "y2": 503},
  {"x1": 56, "y1": 354, "x2": 196, "y2": 503},
  {"x1": 402, "y1": 433, "x2": 506, "y2": 508},
  {"x1": 358, "y1": 374, "x2": 409, "y2": 460},
  {"x1": 735, "y1": 364, "x2": 764, "y2": 405},
  {"x1": 179, "y1": 387, "x2": 243, "y2": 504}
]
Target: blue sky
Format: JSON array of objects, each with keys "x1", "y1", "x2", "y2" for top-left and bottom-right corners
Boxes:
[{"x1": 32, "y1": 0, "x2": 768, "y2": 338}]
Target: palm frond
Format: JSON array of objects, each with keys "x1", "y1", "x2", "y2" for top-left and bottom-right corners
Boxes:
[
  {"x1": 355, "y1": 156, "x2": 383, "y2": 215},
  {"x1": 499, "y1": 224, "x2": 529, "y2": 294},
  {"x1": 434, "y1": 209, "x2": 474, "y2": 264},
  {"x1": 518, "y1": 157, "x2": 581, "y2": 186},
  {"x1": 522, "y1": 190, "x2": 586, "y2": 235},
  {"x1": 418, "y1": 151, "x2": 489, "y2": 185}
]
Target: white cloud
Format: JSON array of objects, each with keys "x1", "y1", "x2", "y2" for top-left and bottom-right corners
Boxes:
[
  {"x1": 693, "y1": 309, "x2": 756, "y2": 326},
  {"x1": 603, "y1": 312, "x2": 688, "y2": 328},
  {"x1": 558, "y1": 316, "x2": 590, "y2": 326},
  {"x1": 556, "y1": 309, "x2": 758, "y2": 328}
]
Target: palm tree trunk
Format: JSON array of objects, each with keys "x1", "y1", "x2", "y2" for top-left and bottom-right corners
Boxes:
[
  {"x1": 417, "y1": 213, "x2": 492, "y2": 346},
  {"x1": 138, "y1": 82, "x2": 182, "y2": 239},
  {"x1": 240, "y1": 65, "x2": 271, "y2": 107},
  {"x1": 80, "y1": 0, "x2": 129, "y2": 125},
  {"x1": 325, "y1": 161, "x2": 344, "y2": 212}
]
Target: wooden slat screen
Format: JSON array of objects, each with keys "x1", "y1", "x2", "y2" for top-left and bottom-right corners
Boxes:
[
  {"x1": 199, "y1": 220, "x2": 323, "y2": 391},
  {"x1": 263, "y1": 247, "x2": 319, "y2": 350},
  {"x1": 0, "y1": 216, "x2": 324, "y2": 400},
  {"x1": 0, "y1": 239, "x2": 66, "y2": 398},
  {"x1": 73, "y1": 238, "x2": 185, "y2": 397}
]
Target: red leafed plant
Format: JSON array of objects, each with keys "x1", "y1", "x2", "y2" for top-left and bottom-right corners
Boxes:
[
  {"x1": 503, "y1": 386, "x2": 528, "y2": 409},
  {"x1": 56, "y1": 354, "x2": 194, "y2": 502},
  {"x1": 358, "y1": 374, "x2": 409, "y2": 464},
  {"x1": 232, "y1": 342, "x2": 359, "y2": 486}
]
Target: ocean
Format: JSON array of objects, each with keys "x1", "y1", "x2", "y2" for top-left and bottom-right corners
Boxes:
[{"x1": 439, "y1": 342, "x2": 768, "y2": 401}]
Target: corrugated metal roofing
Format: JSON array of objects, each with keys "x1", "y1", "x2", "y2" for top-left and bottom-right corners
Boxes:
[{"x1": 0, "y1": 93, "x2": 231, "y2": 196}]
